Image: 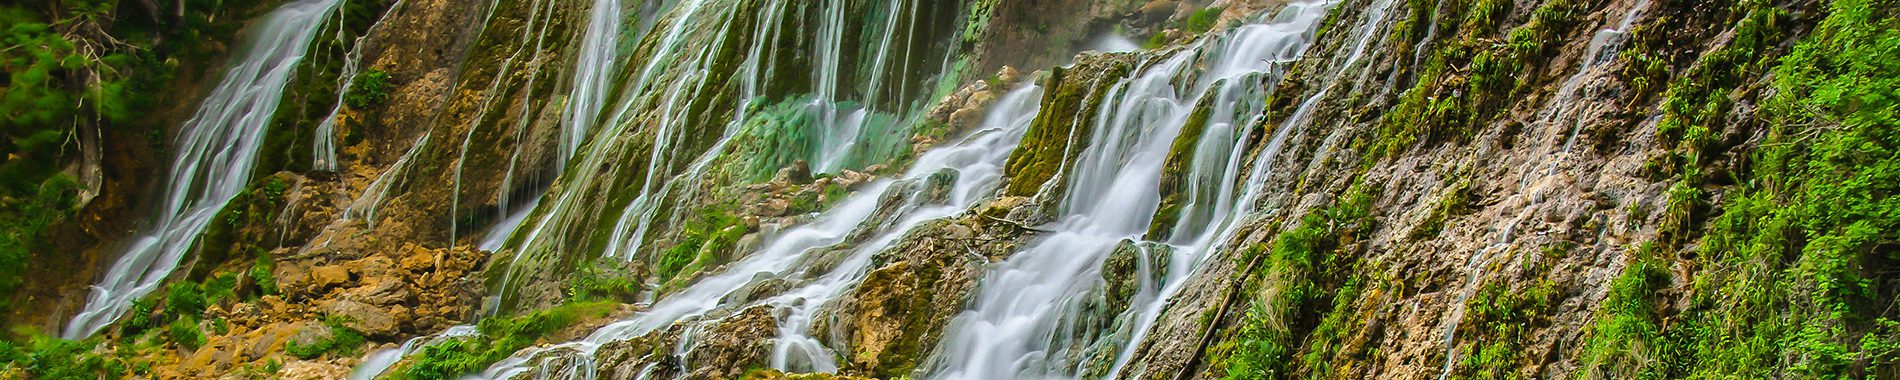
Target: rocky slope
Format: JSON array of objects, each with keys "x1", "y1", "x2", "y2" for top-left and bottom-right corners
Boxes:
[{"x1": 2, "y1": 0, "x2": 1896, "y2": 378}]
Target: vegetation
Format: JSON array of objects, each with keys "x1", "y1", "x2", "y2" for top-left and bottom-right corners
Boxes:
[
  {"x1": 1575, "y1": 0, "x2": 1900, "y2": 377},
  {"x1": 167, "y1": 316, "x2": 206, "y2": 350},
  {"x1": 1185, "y1": 7, "x2": 1227, "y2": 34},
  {"x1": 0, "y1": 334, "x2": 138, "y2": 378},
  {"x1": 656, "y1": 207, "x2": 746, "y2": 284},
  {"x1": 1374, "y1": 0, "x2": 1579, "y2": 157},
  {"x1": 1217, "y1": 185, "x2": 1375, "y2": 379},
  {"x1": 345, "y1": 69, "x2": 393, "y2": 108},
  {"x1": 567, "y1": 259, "x2": 643, "y2": 302},
  {"x1": 395, "y1": 301, "x2": 616, "y2": 380},
  {"x1": 1, "y1": 0, "x2": 262, "y2": 316},
  {"x1": 286, "y1": 317, "x2": 368, "y2": 359},
  {"x1": 1450, "y1": 279, "x2": 1558, "y2": 379}
]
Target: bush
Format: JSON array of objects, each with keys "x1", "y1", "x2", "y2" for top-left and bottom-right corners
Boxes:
[
  {"x1": 167, "y1": 317, "x2": 205, "y2": 350},
  {"x1": 344, "y1": 69, "x2": 392, "y2": 108},
  {"x1": 166, "y1": 282, "x2": 206, "y2": 317},
  {"x1": 251, "y1": 252, "x2": 278, "y2": 295}
]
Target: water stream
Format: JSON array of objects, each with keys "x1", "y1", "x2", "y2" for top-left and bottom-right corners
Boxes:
[
  {"x1": 474, "y1": 84, "x2": 1045, "y2": 380},
  {"x1": 64, "y1": 0, "x2": 347, "y2": 339}
]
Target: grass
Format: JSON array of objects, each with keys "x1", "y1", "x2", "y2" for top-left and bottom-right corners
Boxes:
[
  {"x1": 394, "y1": 301, "x2": 617, "y2": 380},
  {"x1": 1219, "y1": 185, "x2": 1375, "y2": 379},
  {"x1": 1575, "y1": 0, "x2": 1900, "y2": 377},
  {"x1": 654, "y1": 207, "x2": 746, "y2": 283},
  {"x1": 285, "y1": 317, "x2": 367, "y2": 359},
  {"x1": 1185, "y1": 7, "x2": 1227, "y2": 34}
]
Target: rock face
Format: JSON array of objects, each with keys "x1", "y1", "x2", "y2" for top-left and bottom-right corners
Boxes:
[
  {"x1": 19, "y1": 0, "x2": 1900, "y2": 379},
  {"x1": 817, "y1": 209, "x2": 1036, "y2": 378}
]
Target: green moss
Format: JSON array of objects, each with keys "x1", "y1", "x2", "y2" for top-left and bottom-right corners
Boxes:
[
  {"x1": 0, "y1": 334, "x2": 133, "y2": 378},
  {"x1": 655, "y1": 207, "x2": 746, "y2": 283},
  {"x1": 1593, "y1": 1, "x2": 1900, "y2": 377},
  {"x1": 1185, "y1": 7, "x2": 1227, "y2": 34},
  {"x1": 166, "y1": 282, "x2": 206, "y2": 318},
  {"x1": 1149, "y1": 95, "x2": 1218, "y2": 240},
  {"x1": 1449, "y1": 280, "x2": 1556, "y2": 379},
  {"x1": 167, "y1": 316, "x2": 206, "y2": 350},
  {"x1": 1575, "y1": 253, "x2": 1669, "y2": 379},
  {"x1": 566, "y1": 259, "x2": 643, "y2": 303},
  {"x1": 394, "y1": 301, "x2": 616, "y2": 380},
  {"x1": 345, "y1": 69, "x2": 393, "y2": 108},
  {"x1": 1219, "y1": 185, "x2": 1375, "y2": 379},
  {"x1": 1003, "y1": 55, "x2": 1136, "y2": 196},
  {"x1": 286, "y1": 318, "x2": 367, "y2": 359},
  {"x1": 1373, "y1": 0, "x2": 1577, "y2": 158},
  {"x1": 251, "y1": 251, "x2": 279, "y2": 295}
]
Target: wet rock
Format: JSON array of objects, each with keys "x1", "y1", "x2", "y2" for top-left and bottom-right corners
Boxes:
[
  {"x1": 1003, "y1": 53, "x2": 1139, "y2": 198},
  {"x1": 277, "y1": 360, "x2": 351, "y2": 380},
  {"x1": 681, "y1": 306, "x2": 781, "y2": 379},
  {"x1": 815, "y1": 214, "x2": 1033, "y2": 377}
]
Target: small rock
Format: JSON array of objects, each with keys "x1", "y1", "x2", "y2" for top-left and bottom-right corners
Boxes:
[
  {"x1": 322, "y1": 299, "x2": 399, "y2": 336},
  {"x1": 310, "y1": 265, "x2": 351, "y2": 289}
]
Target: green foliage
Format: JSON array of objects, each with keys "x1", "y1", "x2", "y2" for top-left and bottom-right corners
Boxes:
[
  {"x1": 566, "y1": 259, "x2": 642, "y2": 302},
  {"x1": 204, "y1": 272, "x2": 240, "y2": 302},
  {"x1": 0, "y1": 334, "x2": 131, "y2": 378},
  {"x1": 344, "y1": 69, "x2": 392, "y2": 108},
  {"x1": 166, "y1": 282, "x2": 207, "y2": 317},
  {"x1": 0, "y1": 174, "x2": 78, "y2": 313},
  {"x1": 1576, "y1": 255, "x2": 1669, "y2": 379},
  {"x1": 1221, "y1": 187, "x2": 1375, "y2": 379},
  {"x1": 1450, "y1": 280, "x2": 1556, "y2": 379},
  {"x1": 167, "y1": 316, "x2": 206, "y2": 350},
  {"x1": 286, "y1": 318, "x2": 367, "y2": 359},
  {"x1": 1374, "y1": 0, "x2": 1577, "y2": 158},
  {"x1": 251, "y1": 251, "x2": 279, "y2": 295},
  {"x1": 1185, "y1": 7, "x2": 1227, "y2": 34},
  {"x1": 123, "y1": 298, "x2": 160, "y2": 333},
  {"x1": 1570, "y1": 0, "x2": 1900, "y2": 378},
  {"x1": 655, "y1": 207, "x2": 746, "y2": 283},
  {"x1": 396, "y1": 301, "x2": 616, "y2": 380}
]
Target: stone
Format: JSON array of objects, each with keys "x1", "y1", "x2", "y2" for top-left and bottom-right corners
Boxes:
[
  {"x1": 310, "y1": 265, "x2": 351, "y2": 289},
  {"x1": 321, "y1": 299, "x2": 399, "y2": 336}
]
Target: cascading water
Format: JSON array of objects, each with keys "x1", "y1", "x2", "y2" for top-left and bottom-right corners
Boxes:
[
  {"x1": 495, "y1": 0, "x2": 960, "y2": 311},
  {"x1": 472, "y1": 84, "x2": 1046, "y2": 380},
  {"x1": 63, "y1": 0, "x2": 345, "y2": 339},
  {"x1": 1540, "y1": 0, "x2": 1653, "y2": 174},
  {"x1": 474, "y1": 0, "x2": 631, "y2": 253},
  {"x1": 919, "y1": 3, "x2": 1355, "y2": 377},
  {"x1": 313, "y1": 0, "x2": 408, "y2": 172},
  {"x1": 1433, "y1": 1, "x2": 1656, "y2": 376},
  {"x1": 348, "y1": 325, "x2": 477, "y2": 380}
]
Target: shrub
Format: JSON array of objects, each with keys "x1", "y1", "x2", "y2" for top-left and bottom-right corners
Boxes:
[
  {"x1": 166, "y1": 282, "x2": 206, "y2": 317},
  {"x1": 167, "y1": 317, "x2": 206, "y2": 350},
  {"x1": 344, "y1": 69, "x2": 392, "y2": 108}
]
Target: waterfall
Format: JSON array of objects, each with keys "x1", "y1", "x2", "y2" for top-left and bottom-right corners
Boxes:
[
  {"x1": 1434, "y1": 1, "x2": 1656, "y2": 376},
  {"x1": 313, "y1": 0, "x2": 408, "y2": 172},
  {"x1": 471, "y1": 84, "x2": 1045, "y2": 380},
  {"x1": 62, "y1": 0, "x2": 346, "y2": 339},
  {"x1": 919, "y1": 2, "x2": 1352, "y2": 377},
  {"x1": 348, "y1": 325, "x2": 477, "y2": 380}
]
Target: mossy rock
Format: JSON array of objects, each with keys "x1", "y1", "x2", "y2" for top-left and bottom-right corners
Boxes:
[{"x1": 1002, "y1": 52, "x2": 1138, "y2": 197}]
